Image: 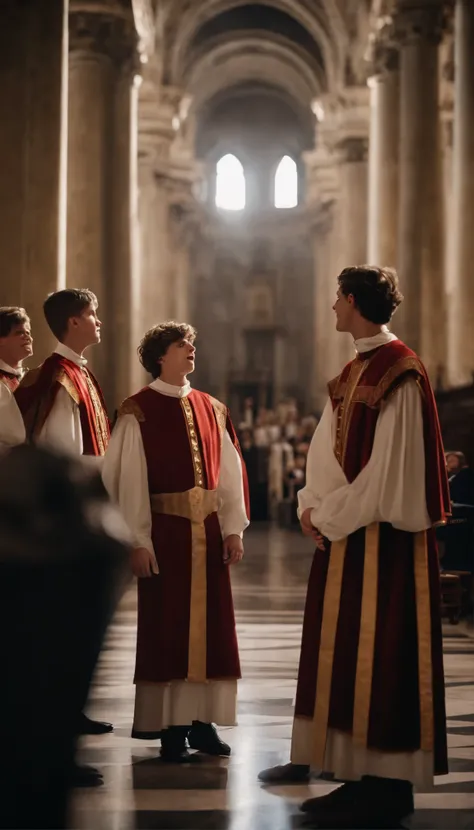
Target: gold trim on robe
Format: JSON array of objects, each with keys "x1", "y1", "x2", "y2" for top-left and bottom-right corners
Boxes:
[
  {"x1": 414, "y1": 531, "x2": 434, "y2": 751},
  {"x1": 209, "y1": 396, "x2": 227, "y2": 446},
  {"x1": 311, "y1": 537, "x2": 348, "y2": 767},
  {"x1": 82, "y1": 369, "x2": 109, "y2": 456},
  {"x1": 178, "y1": 397, "x2": 208, "y2": 682},
  {"x1": 353, "y1": 522, "x2": 379, "y2": 746}
]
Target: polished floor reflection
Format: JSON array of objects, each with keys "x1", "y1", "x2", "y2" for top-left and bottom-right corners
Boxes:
[{"x1": 73, "y1": 526, "x2": 474, "y2": 829}]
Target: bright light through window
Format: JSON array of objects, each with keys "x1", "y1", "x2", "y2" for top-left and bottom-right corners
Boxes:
[
  {"x1": 274, "y1": 155, "x2": 298, "y2": 209},
  {"x1": 215, "y1": 154, "x2": 246, "y2": 211}
]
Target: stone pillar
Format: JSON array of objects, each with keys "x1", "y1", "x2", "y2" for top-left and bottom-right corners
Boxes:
[
  {"x1": 439, "y1": 31, "x2": 456, "y2": 384},
  {"x1": 335, "y1": 137, "x2": 369, "y2": 366},
  {"x1": 396, "y1": 2, "x2": 446, "y2": 378},
  {"x1": 310, "y1": 208, "x2": 337, "y2": 412},
  {"x1": 136, "y1": 156, "x2": 177, "y2": 388},
  {"x1": 168, "y1": 206, "x2": 193, "y2": 322},
  {"x1": 367, "y1": 40, "x2": 400, "y2": 266},
  {"x1": 67, "y1": 3, "x2": 138, "y2": 403},
  {"x1": 451, "y1": 0, "x2": 474, "y2": 385},
  {"x1": 0, "y1": 0, "x2": 68, "y2": 361},
  {"x1": 110, "y1": 67, "x2": 141, "y2": 406},
  {"x1": 305, "y1": 143, "x2": 341, "y2": 407}
]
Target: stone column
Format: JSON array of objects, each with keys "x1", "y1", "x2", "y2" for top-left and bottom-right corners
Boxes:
[
  {"x1": 168, "y1": 206, "x2": 193, "y2": 322},
  {"x1": 310, "y1": 207, "x2": 338, "y2": 412},
  {"x1": 304, "y1": 141, "x2": 343, "y2": 406},
  {"x1": 367, "y1": 39, "x2": 400, "y2": 266},
  {"x1": 439, "y1": 31, "x2": 456, "y2": 384},
  {"x1": 395, "y1": 2, "x2": 446, "y2": 378},
  {"x1": 451, "y1": 0, "x2": 474, "y2": 385},
  {"x1": 335, "y1": 137, "x2": 369, "y2": 366},
  {"x1": 0, "y1": 0, "x2": 68, "y2": 361},
  {"x1": 136, "y1": 156, "x2": 177, "y2": 387},
  {"x1": 67, "y1": 2, "x2": 138, "y2": 402},
  {"x1": 109, "y1": 66, "x2": 141, "y2": 406}
]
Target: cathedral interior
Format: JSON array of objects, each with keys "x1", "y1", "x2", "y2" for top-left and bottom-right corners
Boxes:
[{"x1": 1, "y1": 0, "x2": 474, "y2": 828}]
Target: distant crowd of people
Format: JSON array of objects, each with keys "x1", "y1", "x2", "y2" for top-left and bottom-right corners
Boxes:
[{"x1": 237, "y1": 398, "x2": 319, "y2": 524}]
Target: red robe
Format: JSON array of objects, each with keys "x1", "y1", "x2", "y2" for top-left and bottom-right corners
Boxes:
[
  {"x1": 0, "y1": 370, "x2": 20, "y2": 393},
  {"x1": 15, "y1": 353, "x2": 110, "y2": 456},
  {"x1": 118, "y1": 387, "x2": 249, "y2": 685},
  {"x1": 293, "y1": 340, "x2": 449, "y2": 775}
]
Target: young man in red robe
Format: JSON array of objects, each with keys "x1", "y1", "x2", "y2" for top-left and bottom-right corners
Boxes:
[
  {"x1": 259, "y1": 266, "x2": 449, "y2": 828},
  {"x1": 0, "y1": 307, "x2": 33, "y2": 449},
  {"x1": 15, "y1": 289, "x2": 109, "y2": 460},
  {"x1": 15, "y1": 288, "x2": 113, "y2": 786},
  {"x1": 103, "y1": 321, "x2": 249, "y2": 762}
]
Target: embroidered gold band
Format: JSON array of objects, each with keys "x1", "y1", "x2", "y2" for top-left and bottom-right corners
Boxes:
[
  {"x1": 181, "y1": 397, "x2": 204, "y2": 487},
  {"x1": 414, "y1": 530, "x2": 434, "y2": 751},
  {"x1": 150, "y1": 486, "x2": 218, "y2": 683},
  {"x1": 311, "y1": 537, "x2": 347, "y2": 768},
  {"x1": 353, "y1": 522, "x2": 379, "y2": 746}
]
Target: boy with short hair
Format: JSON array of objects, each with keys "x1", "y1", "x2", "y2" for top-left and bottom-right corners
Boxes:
[
  {"x1": 15, "y1": 289, "x2": 113, "y2": 786},
  {"x1": 0, "y1": 306, "x2": 33, "y2": 449},
  {"x1": 16, "y1": 289, "x2": 109, "y2": 457}
]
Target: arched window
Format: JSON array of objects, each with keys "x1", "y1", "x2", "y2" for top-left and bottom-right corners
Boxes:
[
  {"x1": 215, "y1": 153, "x2": 246, "y2": 211},
  {"x1": 274, "y1": 155, "x2": 298, "y2": 209}
]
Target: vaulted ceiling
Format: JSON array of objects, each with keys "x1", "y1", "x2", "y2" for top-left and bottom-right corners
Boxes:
[
  {"x1": 159, "y1": 1, "x2": 359, "y2": 107},
  {"x1": 148, "y1": 0, "x2": 372, "y2": 158}
]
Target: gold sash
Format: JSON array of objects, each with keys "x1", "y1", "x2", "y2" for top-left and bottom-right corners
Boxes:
[{"x1": 150, "y1": 487, "x2": 218, "y2": 683}]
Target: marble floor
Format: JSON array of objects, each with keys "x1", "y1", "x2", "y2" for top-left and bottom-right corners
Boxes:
[{"x1": 73, "y1": 525, "x2": 474, "y2": 830}]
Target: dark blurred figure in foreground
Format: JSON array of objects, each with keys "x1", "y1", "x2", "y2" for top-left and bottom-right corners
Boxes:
[{"x1": 0, "y1": 446, "x2": 128, "y2": 829}]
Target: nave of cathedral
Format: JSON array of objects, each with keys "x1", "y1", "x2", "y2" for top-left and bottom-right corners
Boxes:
[{"x1": 74, "y1": 528, "x2": 474, "y2": 830}]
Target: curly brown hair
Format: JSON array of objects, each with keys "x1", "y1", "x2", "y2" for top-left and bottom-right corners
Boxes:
[
  {"x1": 43, "y1": 289, "x2": 98, "y2": 340},
  {"x1": 337, "y1": 265, "x2": 403, "y2": 324},
  {"x1": 138, "y1": 321, "x2": 197, "y2": 378},
  {"x1": 0, "y1": 307, "x2": 30, "y2": 338}
]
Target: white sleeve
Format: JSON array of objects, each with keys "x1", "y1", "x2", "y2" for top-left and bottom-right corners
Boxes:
[
  {"x1": 102, "y1": 414, "x2": 155, "y2": 558},
  {"x1": 37, "y1": 387, "x2": 83, "y2": 456},
  {"x1": 297, "y1": 400, "x2": 348, "y2": 518},
  {"x1": 0, "y1": 383, "x2": 25, "y2": 450},
  {"x1": 310, "y1": 379, "x2": 431, "y2": 541},
  {"x1": 217, "y1": 430, "x2": 249, "y2": 539}
]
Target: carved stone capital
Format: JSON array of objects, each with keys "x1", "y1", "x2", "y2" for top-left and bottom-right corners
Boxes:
[
  {"x1": 69, "y1": 3, "x2": 138, "y2": 69},
  {"x1": 366, "y1": 21, "x2": 400, "y2": 80},
  {"x1": 394, "y1": 2, "x2": 446, "y2": 46},
  {"x1": 337, "y1": 137, "x2": 369, "y2": 164}
]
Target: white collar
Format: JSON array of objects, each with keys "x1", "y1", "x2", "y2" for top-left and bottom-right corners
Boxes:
[
  {"x1": 149, "y1": 377, "x2": 192, "y2": 399},
  {"x1": 54, "y1": 342, "x2": 88, "y2": 368},
  {"x1": 354, "y1": 327, "x2": 398, "y2": 355},
  {"x1": 0, "y1": 358, "x2": 23, "y2": 378}
]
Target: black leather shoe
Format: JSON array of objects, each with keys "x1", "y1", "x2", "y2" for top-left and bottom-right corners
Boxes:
[
  {"x1": 300, "y1": 777, "x2": 414, "y2": 828},
  {"x1": 188, "y1": 721, "x2": 231, "y2": 757},
  {"x1": 131, "y1": 728, "x2": 162, "y2": 740},
  {"x1": 258, "y1": 762, "x2": 310, "y2": 783},
  {"x1": 160, "y1": 726, "x2": 192, "y2": 763},
  {"x1": 300, "y1": 780, "x2": 362, "y2": 812},
  {"x1": 72, "y1": 764, "x2": 104, "y2": 788},
  {"x1": 79, "y1": 713, "x2": 114, "y2": 735}
]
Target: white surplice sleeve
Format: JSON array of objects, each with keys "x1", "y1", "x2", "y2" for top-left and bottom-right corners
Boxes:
[
  {"x1": 102, "y1": 414, "x2": 155, "y2": 557},
  {"x1": 37, "y1": 387, "x2": 83, "y2": 456},
  {"x1": 217, "y1": 430, "x2": 249, "y2": 539},
  {"x1": 0, "y1": 383, "x2": 25, "y2": 450},
  {"x1": 297, "y1": 400, "x2": 348, "y2": 518},
  {"x1": 307, "y1": 378, "x2": 431, "y2": 542}
]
